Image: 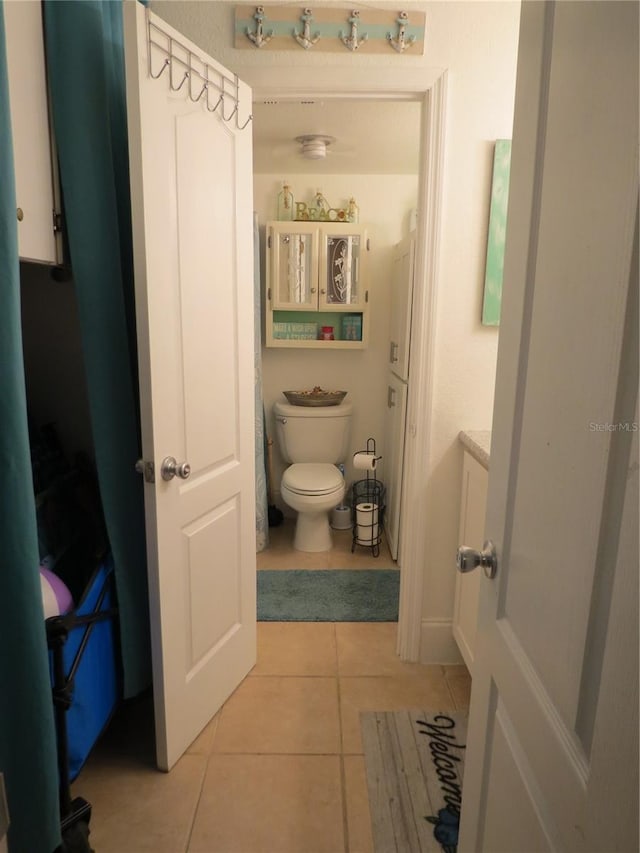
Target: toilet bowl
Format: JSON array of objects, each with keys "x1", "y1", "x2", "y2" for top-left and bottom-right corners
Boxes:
[
  {"x1": 281, "y1": 463, "x2": 345, "y2": 551},
  {"x1": 274, "y1": 400, "x2": 353, "y2": 552}
]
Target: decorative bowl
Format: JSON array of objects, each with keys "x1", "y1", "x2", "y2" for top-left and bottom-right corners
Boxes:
[{"x1": 283, "y1": 387, "x2": 347, "y2": 407}]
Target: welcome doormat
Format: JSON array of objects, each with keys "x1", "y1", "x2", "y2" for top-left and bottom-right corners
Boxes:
[
  {"x1": 361, "y1": 710, "x2": 468, "y2": 853},
  {"x1": 257, "y1": 569, "x2": 400, "y2": 621}
]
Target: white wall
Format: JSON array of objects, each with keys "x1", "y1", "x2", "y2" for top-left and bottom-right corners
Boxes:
[
  {"x1": 254, "y1": 174, "x2": 418, "y2": 507},
  {"x1": 151, "y1": 0, "x2": 521, "y2": 661}
]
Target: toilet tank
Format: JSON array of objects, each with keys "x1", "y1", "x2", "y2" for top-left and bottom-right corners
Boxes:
[{"x1": 274, "y1": 400, "x2": 353, "y2": 464}]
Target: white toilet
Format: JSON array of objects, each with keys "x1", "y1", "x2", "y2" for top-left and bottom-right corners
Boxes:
[{"x1": 274, "y1": 400, "x2": 353, "y2": 552}]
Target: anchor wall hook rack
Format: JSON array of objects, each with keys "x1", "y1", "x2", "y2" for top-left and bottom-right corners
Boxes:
[
  {"x1": 246, "y1": 6, "x2": 273, "y2": 48},
  {"x1": 340, "y1": 9, "x2": 367, "y2": 52},
  {"x1": 293, "y1": 8, "x2": 320, "y2": 49},
  {"x1": 387, "y1": 11, "x2": 416, "y2": 54},
  {"x1": 234, "y1": 5, "x2": 426, "y2": 55}
]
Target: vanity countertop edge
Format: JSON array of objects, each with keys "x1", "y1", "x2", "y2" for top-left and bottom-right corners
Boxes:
[{"x1": 459, "y1": 430, "x2": 491, "y2": 470}]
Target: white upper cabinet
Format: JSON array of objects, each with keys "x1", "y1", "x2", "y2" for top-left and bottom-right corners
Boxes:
[
  {"x1": 265, "y1": 220, "x2": 369, "y2": 348},
  {"x1": 4, "y1": 1, "x2": 62, "y2": 265}
]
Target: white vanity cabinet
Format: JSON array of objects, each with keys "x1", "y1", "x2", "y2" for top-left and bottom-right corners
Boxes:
[
  {"x1": 265, "y1": 220, "x2": 369, "y2": 348},
  {"x1": 4, "y1": 1, "x2": 63, "y2": 265},
  {"x1": 453, "y1": 448, "x2": 488, "y2": 674}
]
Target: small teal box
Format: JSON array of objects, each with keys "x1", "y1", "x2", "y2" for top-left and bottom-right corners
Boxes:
[{"x1": 342, "y1": 315, "x2": 362, "y2": 341}]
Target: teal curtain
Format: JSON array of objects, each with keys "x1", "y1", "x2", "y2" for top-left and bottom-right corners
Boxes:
[
  {"x1": 43, "y1": 0, "x2": 151, "y2": 698},
  {"x1": 0, "y1": 5, "x2": 61, "y2": 852}
]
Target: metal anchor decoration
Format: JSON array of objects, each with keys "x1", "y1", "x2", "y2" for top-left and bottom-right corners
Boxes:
[
  {"x1": 294, "y1": 8, "x2": 320, "y2": 49},
  {"x1": 340, "y1": 9, "x2": 367, "y2": 52},
  {"x1": 387, "y1": 11, "x2": 416, "y2": 53},
  {"x1": 246, "y1": 6, "x2": 273, "y2": 48}
]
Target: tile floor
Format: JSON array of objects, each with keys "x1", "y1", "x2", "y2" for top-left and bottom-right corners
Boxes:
[
  {"x1": 257, "y1": 519, "x2": 394, "y2": 571},
  {"x1": 72, "y1": 526, "x2": 471, "y2": 853}
]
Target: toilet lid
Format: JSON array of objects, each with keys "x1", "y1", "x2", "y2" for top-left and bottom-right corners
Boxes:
[{"x1": 282, "y1": 463, "x2": 343, "y2": 496}]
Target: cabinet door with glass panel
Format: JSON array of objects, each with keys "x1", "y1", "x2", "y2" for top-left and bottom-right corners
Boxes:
[
  {"x1": 318, "y1": 225, "x2": 367, "y2": 311},
  {"x1": 269, "y1": 222, "x2": 320, "y2": 310}
]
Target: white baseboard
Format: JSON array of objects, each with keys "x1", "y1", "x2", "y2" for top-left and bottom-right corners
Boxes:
[{"x1": 419, "y1": 618, "x2": 464, "y2": 664}]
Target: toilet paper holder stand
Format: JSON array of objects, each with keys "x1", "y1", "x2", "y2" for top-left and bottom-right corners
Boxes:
[{"x1": 351, "y1": 437, "x2": 385, "y2": 558}]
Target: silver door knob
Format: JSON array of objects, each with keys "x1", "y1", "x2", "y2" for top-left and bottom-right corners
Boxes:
[
  {"x1": 456, "y1": 540, "x2": 498, "y2": 579},
  {"x1": 135, "y1": 459, "x2": 155, "y2": 483},
  {"x1": 161, "y1": 456, "x2": 191, "y2": 481}
]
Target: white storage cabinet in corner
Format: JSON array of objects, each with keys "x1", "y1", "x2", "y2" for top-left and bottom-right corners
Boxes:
[
  {"x1": 452, "y1": 449, "x2": 488, "y2": 674},
  {"x1": 265, "y1": 220, "x2": 369, "y2": 349},
  {"x1": 4, "y1": 1, "x2": 63, "y2": 264}
]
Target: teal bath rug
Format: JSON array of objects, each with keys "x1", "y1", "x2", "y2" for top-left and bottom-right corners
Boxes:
[{"x1": 257, "y1": 569, "x2": 400, "y2": 622}]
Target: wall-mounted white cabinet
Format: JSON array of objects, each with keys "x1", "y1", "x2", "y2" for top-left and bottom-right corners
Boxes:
[
  {"x1": 452, "y1": 449, "x2": 488, "y2": 674},
  {"x1": 265, "y1": 221, "x2": 369, "y2": 348},
  {"x1": 384, "y1": 231, "x2": 416, "y2": 562},
  {"x1": 4, "y1": 1, "x2": 62, "y2": 265},
  {"x1": 388, "y1": 231, "x2": 414, "y2": 382}
]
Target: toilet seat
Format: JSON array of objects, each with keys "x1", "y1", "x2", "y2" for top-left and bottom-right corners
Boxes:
[{"x1": 282, "y1": 463, "x2": 343, "y2": 496}]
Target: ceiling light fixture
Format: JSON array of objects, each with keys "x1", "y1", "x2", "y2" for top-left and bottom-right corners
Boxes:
[{"x1": 295, "y1": 134, "x2": 336, "y2": 160}]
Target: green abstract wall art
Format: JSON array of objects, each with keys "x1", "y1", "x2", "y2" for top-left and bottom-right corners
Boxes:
[{"x1": 482, "y1": 139, "x2": 512, "y2": 326}]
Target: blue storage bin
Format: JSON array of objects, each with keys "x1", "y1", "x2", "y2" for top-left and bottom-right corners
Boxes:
[{"x1": 47, "y1": 553, "x2": 120, "y2": 782}]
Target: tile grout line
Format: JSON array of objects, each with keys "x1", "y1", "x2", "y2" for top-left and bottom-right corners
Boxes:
[
  {"x1": 443, "y1": 669, "x2": 459, "y2": 711},
  {"x1": 335, "y1": 623, "x2": 351, "y2": 853},
  {"x1": 184, "y1": 720, "x2": 219, "y2": 853}
]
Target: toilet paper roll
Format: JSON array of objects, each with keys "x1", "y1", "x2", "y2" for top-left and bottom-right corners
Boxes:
[
  {"x1": 353, "y1": 452, "x2": 379, "y2": 472},
  {"x1": 356, "y1": 502, "x2": 379, "y2": 544}
]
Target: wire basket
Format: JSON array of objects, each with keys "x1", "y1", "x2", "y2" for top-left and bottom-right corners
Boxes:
[
  {"x1": 351, "y1": 479, "x2": 386, "y2": 527},
  {"x1": 351, "y1": 478, "x2": 386, "y2": 556}
]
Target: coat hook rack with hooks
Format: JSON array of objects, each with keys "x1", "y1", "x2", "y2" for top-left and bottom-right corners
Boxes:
[{"x1": 146, "y1": 11, "x2": 252, "y2": 131}]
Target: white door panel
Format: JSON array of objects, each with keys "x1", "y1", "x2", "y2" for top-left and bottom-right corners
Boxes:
[
  {"x1": 481, "y1": 701, "x2": 554, "y2": 853},
  {"x1": 124, "y1": 3, "x2": 256, "y2": 771},
  {"x1": 460, "y1": 2, "x2": 638, "y2": 850},
  {"x1": 389, "y1": 233, "x2": 414, "y2": 382},
  {"x1": 384, "y1": 375, "x2": 407, "y2": 562}
]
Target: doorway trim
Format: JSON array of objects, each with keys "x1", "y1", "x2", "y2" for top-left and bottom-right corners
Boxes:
[{"x1": 248, "y1": 68, "x2": 448, "y2": 660}]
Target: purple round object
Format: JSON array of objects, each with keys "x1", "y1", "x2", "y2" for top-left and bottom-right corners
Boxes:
[{"x1": 40, "y1": 567, "x2": 73, "y2": 618}]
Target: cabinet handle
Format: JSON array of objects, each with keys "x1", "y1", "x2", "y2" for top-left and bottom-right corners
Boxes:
[
  {"x1": 320, "y1": 289, "x2": 326, "y2": 295},
  {"x1": 389, "y1": 341, "x2": 399, "y2": 363},
  {"x1": 310, "y1": 287, "x2": 316, "y2": 294},
  {"x1": 387, "y1": 386, "x2": 396, "y2": 408},
  {"x1": 16, "y1": 207, "x2": 24, "y2": 222}
]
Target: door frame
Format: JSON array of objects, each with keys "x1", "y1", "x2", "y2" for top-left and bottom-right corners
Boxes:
[{"x1": 246, "y1": 68, "x2": 448, "y2": 659}]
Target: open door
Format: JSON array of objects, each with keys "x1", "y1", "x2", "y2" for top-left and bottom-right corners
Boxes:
[
  {"x1": 123, "y1": 3, "x2": 256, "y2": 771},
  {"x1": 459, "y1": 2, "x2": 638, "y2": 850}
]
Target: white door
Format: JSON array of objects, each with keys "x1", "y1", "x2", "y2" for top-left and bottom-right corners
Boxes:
[
  {"x1": 123, "y1": 3, "x2": 256, "y2": 771},
  {"x1": 388, "y1": 233, "x2": 415, "y2": 382},
  {"x1": 384, "y1": 373, "x2": 408, "y2": 562},
  {"x1": 460, "y1": 3, "x2": 638, "y2": 851}
]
